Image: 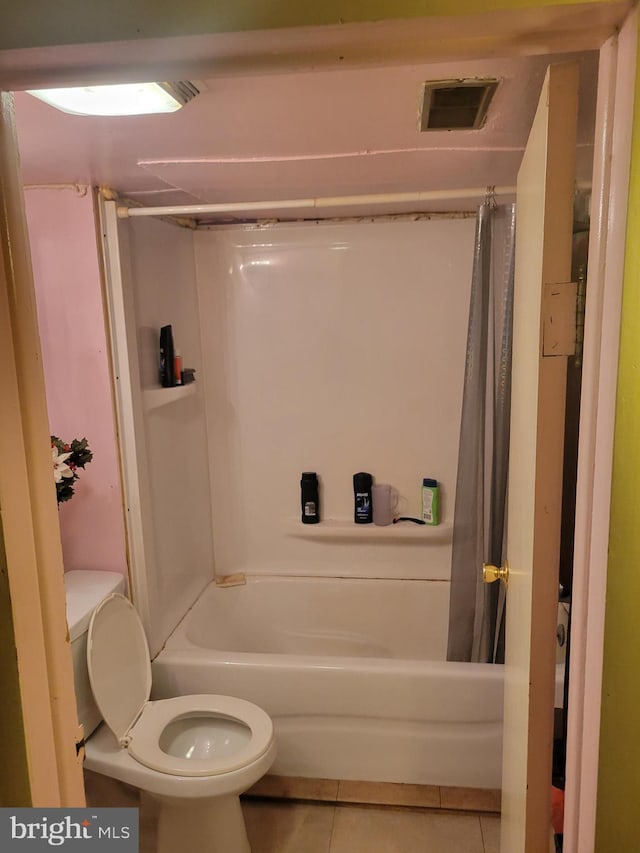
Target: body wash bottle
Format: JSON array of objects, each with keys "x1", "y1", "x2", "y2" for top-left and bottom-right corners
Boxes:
[
  {"x1": 300, "y1": 472, "x2": 320, "y2": 524},
  {"x1": 353, "y1": 472, "x2": 373, "y2": 524},
  {"x1": 159, "y1": 325, "x2": 175, "y2": 387},
  {"x1": 422, "y1": 478, "x2": 440, "y2": 525}
]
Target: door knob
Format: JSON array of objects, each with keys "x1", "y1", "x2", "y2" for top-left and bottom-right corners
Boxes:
[{"x1": 483, "y1": 561, "x2": 509, "y2": 585}]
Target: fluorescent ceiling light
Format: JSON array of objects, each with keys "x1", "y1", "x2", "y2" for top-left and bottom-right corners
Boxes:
[{"x1": 26, "y1": 82, "x2": 198, "y2": 116}]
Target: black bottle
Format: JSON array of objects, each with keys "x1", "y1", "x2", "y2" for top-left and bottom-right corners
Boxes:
[
  {"x1": 353, "y1": 472, "x2": 373, "y2": 523},
  {"x1": 159, "y1": 325, "x2": 175, "y2": 387},
  {"x1": 301, "y1": 472, "x2": 320, "y2": 524}
]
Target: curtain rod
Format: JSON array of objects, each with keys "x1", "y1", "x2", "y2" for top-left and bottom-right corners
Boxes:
[{"x1": 116, "y1": 186, "x2": 518, "y2": 219}]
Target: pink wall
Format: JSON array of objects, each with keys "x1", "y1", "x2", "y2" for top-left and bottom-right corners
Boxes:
[{"x1": 25, "y1": 187, "x2": 128, "y2": 575}]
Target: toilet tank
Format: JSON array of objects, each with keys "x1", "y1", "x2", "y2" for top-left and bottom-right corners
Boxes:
[{"x1": 64, "y1": 570, "x2": 126, "y2": 738}]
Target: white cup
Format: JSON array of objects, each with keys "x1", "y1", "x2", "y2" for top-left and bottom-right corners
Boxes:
[{"x1": 372, "y1": 483, "x2": 398, "y2": 526}]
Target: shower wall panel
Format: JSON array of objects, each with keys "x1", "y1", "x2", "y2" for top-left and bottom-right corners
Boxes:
[
  {"x1": 112, "y1": 213, "x2": 214, "y2": 654},
  {"x1": 194, "y1": 218, "x2": 475, "y2": 581}
]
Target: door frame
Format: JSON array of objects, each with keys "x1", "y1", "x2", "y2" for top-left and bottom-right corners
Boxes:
[
  {"x1": 0, "y1": 1, "x2": 634, "y2": 841},
  {"x1": 0, "y1": 93, "x2": 86, "y2": 806},
  {"x1": 563, "y1": 8, "x2": 637, "y2": 850}
]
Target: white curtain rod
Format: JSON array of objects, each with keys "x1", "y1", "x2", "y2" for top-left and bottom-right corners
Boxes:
[{"x1": 116, "y1": 186, "x2": 519, "y2": 219}]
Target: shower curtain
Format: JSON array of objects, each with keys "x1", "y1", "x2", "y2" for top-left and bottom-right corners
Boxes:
[{"x1": 446, "y1": 200, "x2": 516, "y2": 664}]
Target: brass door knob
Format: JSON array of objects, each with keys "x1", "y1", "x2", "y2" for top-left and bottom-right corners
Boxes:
[{"x1": 483, "y1": 561, "x2": 509, "y2": 585}]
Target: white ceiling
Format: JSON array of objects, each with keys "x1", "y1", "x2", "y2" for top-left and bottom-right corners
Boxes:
[{"x1": 13, "y1": 50, "x2": 598, "y2": 220}]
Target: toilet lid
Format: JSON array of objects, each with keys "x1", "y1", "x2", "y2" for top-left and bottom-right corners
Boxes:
[{"x1": 87, "y1": 593, "x2": 152, "y2": 743}]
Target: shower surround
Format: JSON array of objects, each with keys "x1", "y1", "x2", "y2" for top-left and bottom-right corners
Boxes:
[
  {"x1": 194, "y1": 217, "x2": 475, "y2": 583},
  {"x1": 102, "y1": 207, "x2": 512, "y2": 788}
]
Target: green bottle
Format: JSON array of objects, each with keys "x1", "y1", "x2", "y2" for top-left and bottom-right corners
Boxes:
[{"x1": 422, "y1": 478, "x2": 439, "y2": 525}]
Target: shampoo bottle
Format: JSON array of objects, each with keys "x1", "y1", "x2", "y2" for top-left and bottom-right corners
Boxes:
[
  {"x1": 159, "y1": 325, "x2": 175, "y2": 387},
  {"x1": 174, "y1": 349, "x2": 183, "y2": 385},
  {"x1": 301, "y1": 472, "x2": 320, "y2": 524},
  {"x1": 422, "y1": 478, "x2": 440, "y2": 525},
  {"x1": 353, "y1": 472, "x2": 373, "y2": 524}
]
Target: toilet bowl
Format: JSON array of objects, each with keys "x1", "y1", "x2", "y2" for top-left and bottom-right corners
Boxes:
[{"x1": 70, "y1": 583, "x2": 275, "y2": 853}]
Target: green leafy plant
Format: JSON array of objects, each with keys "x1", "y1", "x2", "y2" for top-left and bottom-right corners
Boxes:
[{"x1": 51, "y1": 436, "x2": 93, "y2": 503}]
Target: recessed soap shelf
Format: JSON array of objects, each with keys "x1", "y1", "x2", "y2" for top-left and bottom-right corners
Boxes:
[
  {"x1": 283, "y1": 518, "x2": 452, "y2": 543},
  {"x1": 143, "y1": 383, "x2": 196, "y2": 411}
]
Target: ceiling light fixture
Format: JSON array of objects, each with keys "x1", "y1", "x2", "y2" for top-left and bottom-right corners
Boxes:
[{"x1": 26, "y1": 81, "x2": 199, "y2": 117}]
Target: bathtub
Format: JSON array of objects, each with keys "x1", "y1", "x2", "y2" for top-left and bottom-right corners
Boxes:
[{"x1": 152, "y1": 575, "x2": 505, "y2": 789}]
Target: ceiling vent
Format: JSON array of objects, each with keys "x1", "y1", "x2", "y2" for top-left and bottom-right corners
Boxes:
[
  {"x1": 160, "y1": 81, "x2": 201, "y2": 106},
  {"x1": 420, "y1": 79, "x2": 498, "y2": 131}
]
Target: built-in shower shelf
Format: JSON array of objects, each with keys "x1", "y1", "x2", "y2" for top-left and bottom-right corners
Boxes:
[
  {"x1": 143, "y1": 383, "x2": 196, "y2": 411},
  {"x1": 284, "y1": 519, "x2": 453, "y2": 543}
]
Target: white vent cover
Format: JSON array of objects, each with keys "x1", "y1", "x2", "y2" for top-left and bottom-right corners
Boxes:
[{"x1": 420, "y1": 79, "x2": 499, "y2": 131}]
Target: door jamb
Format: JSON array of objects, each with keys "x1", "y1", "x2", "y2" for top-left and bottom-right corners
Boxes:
[{"x1": 563, "y1": 9, "x2": 637, "y2": 851}]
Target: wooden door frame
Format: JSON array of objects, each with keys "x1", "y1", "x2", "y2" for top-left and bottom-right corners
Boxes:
[
  {"x1": 0, "y1": 93, "x2": 85, "y2": 806},
  {"x1": 0, "y1": 0, "x2": 633, "y2": 840}
]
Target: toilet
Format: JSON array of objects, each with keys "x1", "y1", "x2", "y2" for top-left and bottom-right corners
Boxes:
[{"x1": 65, "y1": 571, "x2": 275, "y2": 853}]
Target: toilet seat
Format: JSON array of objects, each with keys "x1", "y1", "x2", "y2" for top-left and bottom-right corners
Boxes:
[
  {"x1": 127, "y1": 694, "x2": 274, "y2": 777},
  {"x1": 87, "y1": 594, "x2": 273, "y2": 778}
]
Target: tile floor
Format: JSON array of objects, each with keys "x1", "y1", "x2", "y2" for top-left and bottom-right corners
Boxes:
[
  {"x1": 85, "y1": 770, "x2": 500, "y2": 852},
  {"x1": 243, "y1": 799, "x2": 500, "y2": 853}
]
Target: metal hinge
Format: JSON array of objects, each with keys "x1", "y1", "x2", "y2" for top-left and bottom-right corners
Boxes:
[
  {"x1": 573, "y1": 267, "x2": 587, "y2": 367},
  {"x1": 542, "y1": 281, "x2": 578, "y2": 357}
]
